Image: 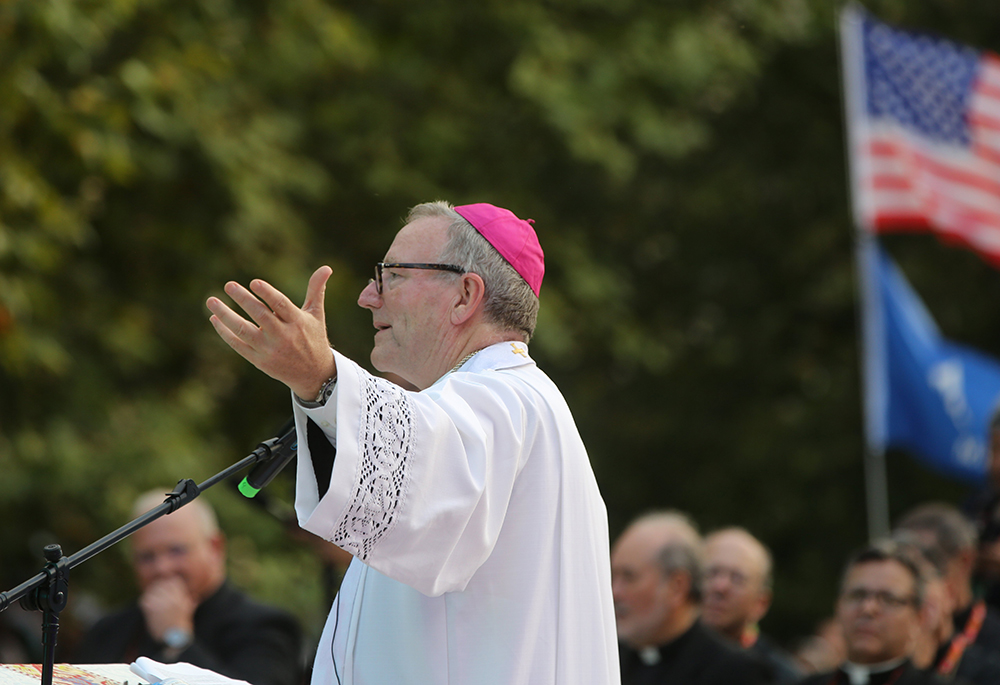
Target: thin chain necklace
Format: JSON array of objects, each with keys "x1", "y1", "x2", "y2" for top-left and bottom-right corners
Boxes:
[{"x1": 449, "y1": 349, "x2": 482, "y2": 375}]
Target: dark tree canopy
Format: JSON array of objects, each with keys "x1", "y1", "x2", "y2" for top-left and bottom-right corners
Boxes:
[{"x1": 2, "y1": 0, "x2": 998, "y2": 651}]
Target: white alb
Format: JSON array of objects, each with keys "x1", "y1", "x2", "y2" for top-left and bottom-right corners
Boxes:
[{"x1": 292, "y1": 341, "x2": 620, "y2": 685}]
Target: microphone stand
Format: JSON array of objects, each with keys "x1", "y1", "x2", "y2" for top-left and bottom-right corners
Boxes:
[{"x1": 0, "y1": 436, "x2": 286, "y2": 685}]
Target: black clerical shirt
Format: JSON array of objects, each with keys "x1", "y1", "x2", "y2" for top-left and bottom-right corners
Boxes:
[{"x1": 619, "y1": 620, "x2": 772, "y2": 685}]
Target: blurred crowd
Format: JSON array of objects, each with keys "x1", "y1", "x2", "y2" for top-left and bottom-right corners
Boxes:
[
  {"x1": 610, "y1": 423, "x2": 1000, "y2": 685},
  {"x1": 4, "y1": 439, "x2": 1000, "y2": 685},
  {"x1": 0, "y1": 488, "x2": 346, "y2": 685},
  {"x1": 612, "y1": 500, "x2": 1000, "y2": 685}
]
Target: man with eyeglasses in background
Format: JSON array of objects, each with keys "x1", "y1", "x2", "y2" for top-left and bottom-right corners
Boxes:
[
  {"x1": 75, "y1": 490, "x2": 302, "y2": 685},
  {"x1": 203, "y1": 201, "x2": 620, "y2": 685},
  {"x1": 702, "y1": 527, "x2": 802, "y2": 684},
  {"x1": 612, "y1": 511, "x2": 773, "y2": 685},
  {"x1": 797, "y1": 540, "x2": 946, "y2": 685}
]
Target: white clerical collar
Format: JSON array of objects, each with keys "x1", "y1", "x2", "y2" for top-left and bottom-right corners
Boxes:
[
  {"x1": 428, "y1": 341, "x2": 534, "y2": 392},
  {"x1": 842, "y1": 657, "x2": 907, "y2": 685},
  {"x1": 450, "y1": 341, "x2": 534, "y2": 375}
]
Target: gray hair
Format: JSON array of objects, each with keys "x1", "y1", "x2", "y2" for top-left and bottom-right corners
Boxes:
[
  {"x1": 891, "y1": 529, "x2": 949, "y2": 577},
  {"x1": 894, "y1": 502, "x2": 977, "y2": 562},
  {"x1": 635, "y1": 510, "x2": 704, "y2": 603},
  {"x1": 406, "y1": 201, "x2": 540, "y2": 342}
]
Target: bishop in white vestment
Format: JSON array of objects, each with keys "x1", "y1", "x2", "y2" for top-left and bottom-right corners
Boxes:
[{"x1": 208, "y1": 201, "x2": 620, "y2": 685}]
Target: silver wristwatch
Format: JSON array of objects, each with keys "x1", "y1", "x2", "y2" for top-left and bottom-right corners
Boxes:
[
  {"x1": 163, "y1": 627, "x2": 193, "y2": 651},
  {"x1": 298, "y1": 375, "x2": 337, "y2": 408}
]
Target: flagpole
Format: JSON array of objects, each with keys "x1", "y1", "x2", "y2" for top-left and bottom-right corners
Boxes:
[
  {"x1": 856, "y1": 235, "x2": 891, "y2": 542},
  {"x1": 864, "y1": 448, "x2": 891, "y2": 543},
  {"x1": 840, "y1": 4, "x2": 891, "y2": 541}
]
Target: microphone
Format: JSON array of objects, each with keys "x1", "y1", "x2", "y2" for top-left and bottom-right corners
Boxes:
[{"x1": 239, "y1": 419, "x2": 297, "y2": 498}]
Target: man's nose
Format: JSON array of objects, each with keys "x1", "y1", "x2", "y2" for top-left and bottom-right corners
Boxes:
[
  {"x1": 707, "y1": 574, "x2": 730, "y2": 593},
  {"x1": 358, "y1": 279, "x2": 382, "y2": 309},
  {"x1": 143, "y1": 553, "x2": 175, "y2": 578},
  {"x1": 857, "y1": 596, "x2": 883, "y2": 614}
]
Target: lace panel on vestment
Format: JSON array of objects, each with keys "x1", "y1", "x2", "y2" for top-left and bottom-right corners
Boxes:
[{"x1": 332, "y1": 374, "x2": 413, "y2": 560}]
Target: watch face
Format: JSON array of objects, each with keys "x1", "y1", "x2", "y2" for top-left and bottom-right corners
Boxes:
[{"x1": 164, "y1": 628, "x2": 192, "y2": 650}]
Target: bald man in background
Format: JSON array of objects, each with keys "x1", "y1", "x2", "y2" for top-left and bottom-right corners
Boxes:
[
  {"x1": 75, "y1": 490, "x2": 302, "y2": 685},
  {"x1": 612, "y1": 511, "x2": 772, "y2": 685},
  {"x1": 702, "y1": 528, "x2": 801, "y2": 684}
]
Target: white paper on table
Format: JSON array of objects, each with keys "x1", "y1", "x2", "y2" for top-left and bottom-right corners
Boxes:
[{"x1": 129, "y1": 658, "x2": 252, "y2": 685}]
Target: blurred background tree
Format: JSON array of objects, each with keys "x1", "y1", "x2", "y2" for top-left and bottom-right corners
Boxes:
[{"x1": 2, "y1": 0, "x2": 999, "y2": 655}]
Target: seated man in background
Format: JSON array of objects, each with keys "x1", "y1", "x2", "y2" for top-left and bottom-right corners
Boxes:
[
  {"x1": 895, "y1": 502, "x2": 1000, "y2": 659},
  {"x1": 702, "y1": 527, "x2": 802, "y2": 684},
  {"x1": 892, "y1": 532, "x2": 1000, "y2": 684},
  {"x1": 75, "y1": 489, "x2": 302, "y2": 685},
  {"x1": 613, "y1": 511, "x2": 773, "y2": 685},
  {"x1": 798, "y1": 540, "x2": 944, "y2": 685}
]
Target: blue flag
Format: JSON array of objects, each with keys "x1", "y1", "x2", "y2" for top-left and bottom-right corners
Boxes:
[{"x1": 863, "y1": 239, "x2": 1000, "y2": 482}]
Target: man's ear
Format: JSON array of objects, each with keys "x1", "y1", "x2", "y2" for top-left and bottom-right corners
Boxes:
[
  {"x1": 452, "y1": 272, "x2": 486, "y2": 325},
  {"x1": 749, "y1": 589, "x2": 772, "y2": 625},
  {"x1": 666, "y1": 569, "x2": 693, "y2": 604},
  {"x1": 209, "y1": 532, "x2": 226, "y2": 560},
  {"x1": 956, "y1": 547, "x2": 976, "y2": 578}
]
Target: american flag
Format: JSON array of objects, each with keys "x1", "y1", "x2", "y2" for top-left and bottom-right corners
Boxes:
[{"x1": 841, "y1": 5, "x2": 1000, "y2": 265}]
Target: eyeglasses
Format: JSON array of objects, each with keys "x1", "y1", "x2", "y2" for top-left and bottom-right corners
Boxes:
[
  {"x1": 705, "y1": 566, "x2": 751, "y2": 588},
  {"x1": 372, "y1": 262, "x2": 465, "y2": 294},
  {"x1": 841, "y1": 588, "x2": 916, "y2": 609}
]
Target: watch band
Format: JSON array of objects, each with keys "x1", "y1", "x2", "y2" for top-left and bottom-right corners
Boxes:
[{"x1": 297, "y1": 375, "x2": 337, "y2": 409}]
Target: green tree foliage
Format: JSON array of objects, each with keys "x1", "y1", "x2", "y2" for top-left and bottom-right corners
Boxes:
[{"x1": 2, "y1": 0, "x2": 999, "y2": 653}]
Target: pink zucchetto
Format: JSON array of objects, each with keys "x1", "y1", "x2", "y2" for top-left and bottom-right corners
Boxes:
[{"x1": 454, "y1": 203, "x2": 545, "y2": 297}]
